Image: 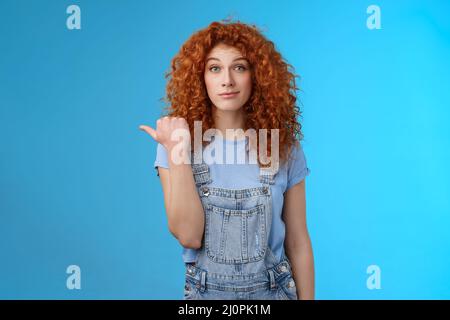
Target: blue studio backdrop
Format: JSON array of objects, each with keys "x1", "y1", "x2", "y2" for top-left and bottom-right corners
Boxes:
[{"x1": 1, "y1": 0, "x2": 449, "y2": 299}]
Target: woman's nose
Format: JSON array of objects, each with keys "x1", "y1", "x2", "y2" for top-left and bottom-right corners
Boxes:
[{"x1": 221, "y1": 70, "x2": 234, "y2": 87}]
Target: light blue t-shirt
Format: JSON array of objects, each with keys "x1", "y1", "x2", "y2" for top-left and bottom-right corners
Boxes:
[{"x1": 153, "y1": 135, "x2": 310, "y2": 263}]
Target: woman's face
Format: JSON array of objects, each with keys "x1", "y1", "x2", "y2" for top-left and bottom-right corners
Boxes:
[{"x1": 204, "y1": 44, "x2": 252, "y2": 112}]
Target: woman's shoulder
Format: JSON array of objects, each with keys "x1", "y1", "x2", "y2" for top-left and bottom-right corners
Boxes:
[{"x1": 285, "y1": 139, "x2": 310, "y2": 188}]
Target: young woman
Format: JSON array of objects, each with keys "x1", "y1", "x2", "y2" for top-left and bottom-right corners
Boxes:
[{"x1": 139, "y1": 21, "x2": 314, "y2": 300}]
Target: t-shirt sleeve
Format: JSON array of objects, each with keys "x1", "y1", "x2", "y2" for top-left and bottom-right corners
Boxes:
[
  {"x1": 286, "y1": 140, "x2": 311, "y2": 191},
  {"x1": 153, "y1": 143, "x2": 169, "y2": 177}
]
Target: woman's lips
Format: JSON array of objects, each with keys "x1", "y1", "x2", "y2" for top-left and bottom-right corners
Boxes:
[{"x1": 219, "y1": 92, "x2": 239, "y2": 99}]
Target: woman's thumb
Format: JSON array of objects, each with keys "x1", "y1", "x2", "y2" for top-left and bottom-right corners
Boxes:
[{"x1": 139, "y1": 125, "x2": 157, "y2": 141}]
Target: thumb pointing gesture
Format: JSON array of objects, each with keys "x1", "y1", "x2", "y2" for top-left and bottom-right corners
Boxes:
[{"x1": 139, "y1": 125, "x2": 158, "y2": 142}]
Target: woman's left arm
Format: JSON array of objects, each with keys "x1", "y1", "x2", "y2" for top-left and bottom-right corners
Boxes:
[{"x1": 282, "y1": 179, "x2": 315, "y2": 300}]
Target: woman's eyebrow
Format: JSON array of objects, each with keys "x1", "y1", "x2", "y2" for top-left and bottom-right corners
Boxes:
[{"x1": 205, "y1": 57, "x2": 248, "y2": 63}]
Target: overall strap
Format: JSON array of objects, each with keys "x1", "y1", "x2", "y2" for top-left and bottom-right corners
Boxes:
[
  {"x1": 259, "y1": 166, "x2": 278, "y2": 186},
  {"x1": 191, "y1": 159, "x2": 212, "y2": 187}
]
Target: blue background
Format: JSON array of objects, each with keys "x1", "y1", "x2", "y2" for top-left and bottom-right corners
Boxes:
[{"x1": 1, "y1": 0, "x2": 449, "y2": 299}]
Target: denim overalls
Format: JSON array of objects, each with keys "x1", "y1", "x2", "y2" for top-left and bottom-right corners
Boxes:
[{"x1": 183, "y1": 147, "x2": 299, "y2": 300}]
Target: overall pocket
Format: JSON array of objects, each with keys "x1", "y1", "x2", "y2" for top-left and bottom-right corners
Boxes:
[
  {"x1": 205, "y1": 203, "x2": 267, "y2": 264},
  {"x1": 276, "y1": 274, "x2": 298, "y2": 300}
]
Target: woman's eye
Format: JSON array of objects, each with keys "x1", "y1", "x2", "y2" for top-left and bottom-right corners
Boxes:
[
  {"x1": 208, "y1": 65, "x2": 247, "y2": 72},
  {"x1": 235, "y1": 65, "x2": 247, "y2": 71}
]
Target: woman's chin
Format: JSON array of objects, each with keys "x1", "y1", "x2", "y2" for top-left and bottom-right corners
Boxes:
[{"x1": 212, "y1": 103, "x2": 245, "y2": 112}]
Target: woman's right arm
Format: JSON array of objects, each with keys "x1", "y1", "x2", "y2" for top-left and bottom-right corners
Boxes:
[
  {"x1": 157, "y1": 161, "x2": 205, "y2": 249},
  {"x1": 140, "y1": 117, "x2": 205, "y2": 249}
]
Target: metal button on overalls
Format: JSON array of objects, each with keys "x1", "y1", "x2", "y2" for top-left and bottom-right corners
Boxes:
[{"x1": 287, "y1": 280, "x2": 295, "y2": 288}]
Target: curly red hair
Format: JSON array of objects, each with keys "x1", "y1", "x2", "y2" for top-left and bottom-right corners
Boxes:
[{"x1": 162, "y1": 20, "x2": 304, "y2": 168}]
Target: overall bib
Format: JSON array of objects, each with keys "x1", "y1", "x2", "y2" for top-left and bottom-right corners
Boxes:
[{"x1": 183, "y1": 155, "x2": 299, "y2": 300}]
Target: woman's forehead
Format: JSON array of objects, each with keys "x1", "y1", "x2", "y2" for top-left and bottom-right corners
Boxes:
[{"x1": 206, "y1": 44, "x2": 244, "y2": 59}]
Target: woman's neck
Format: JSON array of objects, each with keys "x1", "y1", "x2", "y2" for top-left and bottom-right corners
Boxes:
[{"x1": 212, "y1": 106, "x2": 247, "y2": 141}]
